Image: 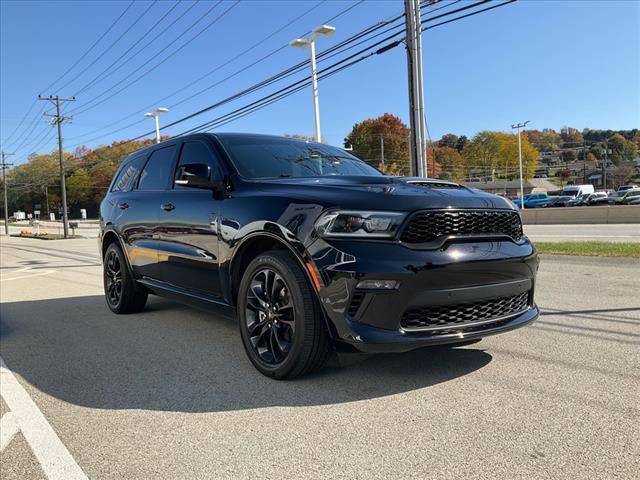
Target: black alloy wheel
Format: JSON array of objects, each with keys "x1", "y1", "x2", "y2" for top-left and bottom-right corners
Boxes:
[
  {"x1": 105, "y1": 249, "x2": 123, "y2": 307},
  {"x1": 238, "y1": 250, "x2": 330, "y2": 379},
  {"x1": 103, "y1": 242, "x2": 147, "y2": 314},
  {"x1": 245, "y1": 268, "x2": 295, "y2": 365}
]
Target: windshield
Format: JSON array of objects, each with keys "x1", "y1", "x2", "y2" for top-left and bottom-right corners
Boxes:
[{"x1": 218, "y1": 137, "x2": 383, "y2": 179}]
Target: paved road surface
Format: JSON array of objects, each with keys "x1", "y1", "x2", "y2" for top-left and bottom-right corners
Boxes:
[
  {"x1": 0, "y1": 236, "x2": 638, "y2": 479},
  {"x1": 524, "y1": 223, "x2": 640, "y2": 242},
  {"x1": 2, "y1": 222, "x2": 639, "y2": 243}
]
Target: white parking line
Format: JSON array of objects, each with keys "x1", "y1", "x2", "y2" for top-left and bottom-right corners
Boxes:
[
  {"x1": 0, "y1": 357, "x2": 88, "y2": 480},
  {"x1": 0, "y1": 411, "x2": 20, "y2": 451},
  {"x1": 0, "y1": 271, "x2": 56, "y2": 282}
]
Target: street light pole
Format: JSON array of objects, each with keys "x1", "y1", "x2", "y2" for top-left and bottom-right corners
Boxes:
[
  {"x1": 511, "y1": 120, "x2": 530, "y2": 210},
  {"x1": 290, "y1": 25, "x2": 336, "y2": 143},
  {"x1": 145, "y1": 107, "x2": 169, "y2": 143}
]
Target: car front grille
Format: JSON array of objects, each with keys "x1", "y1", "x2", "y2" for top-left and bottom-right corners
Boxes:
[
  {"x1": 399, "y1": 210, "x2": 523, "y2": 244},
  {"x1": 400, "y1": 291, "x2": 530, "y2": 332}
]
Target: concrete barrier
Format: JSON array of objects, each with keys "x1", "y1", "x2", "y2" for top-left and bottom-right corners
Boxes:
[{"x1": 521, "y1": 205, "x2": 640, "y2": 225}]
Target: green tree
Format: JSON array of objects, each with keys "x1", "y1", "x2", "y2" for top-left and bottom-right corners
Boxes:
[
  {"x1": 432, "y1": 146, "x2": 464, "y2": 181},
  {"x1": 438, "y1": 133, "x2": 458, "y2": 148},
  {"x1": 66, "y1": 168, "x2": 93, "y2": 206},
  {"x1": 531, "y1": 128, "x2": 562, "y2": 152},
  {"x1": 560, "y1": 126, "x2": 584, "y2": 148},
  {"x1": 344, "y1": 113, "x2": 410, "y2": 175},
  {"x1": 455, "y1": 135, "x2": 468, "y2": 152},
  {"x1": 608, "y1": 133, "x2": 631, "y2": 164},
  {"x1": 461, "y1": 131, "x2": 500, "y2": 179}
]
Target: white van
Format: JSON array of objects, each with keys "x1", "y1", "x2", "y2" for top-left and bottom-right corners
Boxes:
[{"x1": 561, "y1": 184, "x2": 595, "y2": 199}]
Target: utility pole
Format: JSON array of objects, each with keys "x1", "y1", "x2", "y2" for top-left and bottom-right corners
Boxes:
[
  {"x1": 1, "y1": 151, "x2": 15, "y2": 236},
  {"x1": 44, "y1": 184, "x2": 50, "y2": 217},
  {"x1": 602, "y1": 142, "x2": 608, "y2": 191},
  {"x1": 583, "y1": 145, "x2": 587, "y2": 184},
  {"x1": 39, "y1": 95, "x2": 75, "y2": 238},
  {"x1": 404, "y1": 0, "x2": 426, "y2": 177},
  {"x1": 380, "y1": 134, "x2": 385, "y2": 166},
  {"x1": 511, "y1": 121, "x2": 530, "y2": 209}
]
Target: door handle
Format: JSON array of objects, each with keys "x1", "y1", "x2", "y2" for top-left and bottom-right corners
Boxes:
[
  {"x1": 118, "y1": 202, "x2": 129, "y2": 210},
  {"x1": 161, "y1": 203, "x2": 176, "y2": 212}
]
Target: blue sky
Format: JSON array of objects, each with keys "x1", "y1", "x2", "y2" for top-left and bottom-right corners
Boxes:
[{"x1": 1, "y1": 0, "x2": 639, "y2": 164}]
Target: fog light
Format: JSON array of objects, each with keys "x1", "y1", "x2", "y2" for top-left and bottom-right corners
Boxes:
[{"x1": 356, "y1": 279, "x2": 399, "y2": 290}]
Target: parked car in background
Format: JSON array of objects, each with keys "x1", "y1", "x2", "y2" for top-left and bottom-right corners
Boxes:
[
  {"x1": 512, "y1": 192, "x2": 550, "y2": 209},
  {"x1": 620, "y1": 189, "x2": 640, "y2": 204},
  {"x1": 561, "y1": 184, "x2": 595, "y2": 199},
  {"x1": 608, "y1": 189, "x2": 640, "y2": 205},
  {"x1": 627, "y1": 197, "x2": 640, "y2": 205},
  {"x1": 583, "y1": 192, "x2": 608, "y2": 205},
  {"x1": 618, "y1": 184, "x2": 639, "y2": 192},
  {"x1": 539, "y1": 195, "x2": 572, "y2": 207}
]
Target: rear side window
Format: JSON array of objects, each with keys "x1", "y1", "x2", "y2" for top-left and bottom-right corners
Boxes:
[
  {"x1": 138, "y1": 145, "x2": 177, "y2": 190},
  {"x1": 111, "y1": 156, "x2": 146, "y2": 192}
]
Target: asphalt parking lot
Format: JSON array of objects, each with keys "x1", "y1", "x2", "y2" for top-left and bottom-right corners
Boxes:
[{"x1": 0, "y1": 236, "x2": 638, "y2": 479}]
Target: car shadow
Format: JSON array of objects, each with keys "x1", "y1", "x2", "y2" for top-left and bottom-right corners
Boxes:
[{"x1": 0, "y1": 295, "x2": 492, "y2": 413}]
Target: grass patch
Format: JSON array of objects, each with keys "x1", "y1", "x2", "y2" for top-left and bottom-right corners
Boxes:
[{"x1": 536, "y1": 241, "x2": 640, "y2": 258}]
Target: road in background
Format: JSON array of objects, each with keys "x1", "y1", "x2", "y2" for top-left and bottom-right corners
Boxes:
[
  {"x1": 0, "y1": 236, "x2": 638, "y2": 479},
  {"x1": 524, "y1": 223, "x2": 640, "y2": 242},
  {"x1": 1, "y1": 222, "x2": 639, "y2": 243}
]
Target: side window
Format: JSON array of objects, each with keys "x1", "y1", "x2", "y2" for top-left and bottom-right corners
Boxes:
[
  {"x1": 111, "y1": 156, "x2": 145, "y2": 192},
  {"x1": 138, "y1": 145, "x2": 177, "y2": 190},
  {"x1": 174, "y1": 141, "x2": 220, "y2": 187}
]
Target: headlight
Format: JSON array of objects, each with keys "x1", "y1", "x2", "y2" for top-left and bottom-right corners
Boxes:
[{"x1": 315, "y1": 211, "x2": 406, "y2": 238}]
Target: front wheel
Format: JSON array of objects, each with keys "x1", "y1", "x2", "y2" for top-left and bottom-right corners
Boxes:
[{"x1": 238, "y1": 250, "x2": 330, "y2": 379}]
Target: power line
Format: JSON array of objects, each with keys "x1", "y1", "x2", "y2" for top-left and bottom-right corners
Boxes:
[
  {"x1": 68, "y1": 0, "x2": 237, "y2": 116},
  {"x1": 1, "y1": 99, "x2": 37, "y2": 147},
  {"x1": 40, "y1": 1, "x2": 136, "y2": 94},
  {"x1": 55, "y1": 1, "x2": 160, "y2": 94},
  {"x1": 74, "y1": 1, "x2": 184, "y2": 96},
  {"x1": 66, "y1": 0, "x2": 513, "y2": 162},
  {"x1": 65, "y1": 0, "x2": 333, "y2": 143},
  {"x1": 65, "y1": 0, "x2": 366, "y2": 146}
]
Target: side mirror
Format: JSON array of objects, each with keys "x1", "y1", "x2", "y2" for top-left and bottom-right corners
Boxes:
[
  {"x1": 175, "y1": 163, "x2": 217, "y2": 189},
  {"x1": 175, "y1": 163, "x2": 228, "y2": 198}
]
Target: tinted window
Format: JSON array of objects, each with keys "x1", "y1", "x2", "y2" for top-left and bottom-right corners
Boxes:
[
  {"x1": 174, "y1": 141, "x2": 219, "y2": 186},
  {"x1": 111, "y1": 156, "x2": 145, "y2": 192},
  {"x1": 218, "y1": 137, "x2": 382, "y2": 179},
  {"x1": 138, "y1": 145, "x2": 177, "y2": 190}
]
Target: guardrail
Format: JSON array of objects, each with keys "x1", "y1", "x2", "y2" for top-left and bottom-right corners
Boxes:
[{"x1": 522, "y1": 205, "x2": 640, "y2": 224}]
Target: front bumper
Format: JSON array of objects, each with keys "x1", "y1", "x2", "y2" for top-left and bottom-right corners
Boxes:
[{"x1": 309, "y1": 237, "x2": 539, "y2": 353}]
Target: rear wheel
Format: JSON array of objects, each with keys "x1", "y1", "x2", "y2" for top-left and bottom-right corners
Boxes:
[
  {"x1": 103, "y1": 242, "x2": 147, "y2": 314},
  {"x1": 238, "y1": 250, "x2": 330, "y2": 379}
]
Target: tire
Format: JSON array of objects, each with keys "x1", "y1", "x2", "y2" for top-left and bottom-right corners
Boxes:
[
  {"x1": 238, "y1": 250, "x2": 330, "y2": 379},
  {"x1": 103, "y1": 242, "x2": 148, "y2": 314}
]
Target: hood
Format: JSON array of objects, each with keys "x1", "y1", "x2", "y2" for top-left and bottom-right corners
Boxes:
[{"x1": 239, "y1": 176, "x2": 516, "y2": 211}]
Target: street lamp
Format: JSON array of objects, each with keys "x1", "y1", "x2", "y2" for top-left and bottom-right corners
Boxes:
[
  {"x1": 145, "y1": 107, "x2": 169, "y2": 143},
  {"x1": 511, "y1": 120, "x2": 530, "y2": 209},
  {"x1": 290, "y1": 24, "x2": 336, "y2": 143}
]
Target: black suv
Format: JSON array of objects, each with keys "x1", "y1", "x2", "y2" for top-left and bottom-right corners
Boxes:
[{"x1": 100, "y1": 133, "x2": 539, "y2": 379}]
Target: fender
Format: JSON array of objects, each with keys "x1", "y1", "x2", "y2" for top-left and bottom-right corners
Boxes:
[
  {"x1": 100, "y1": 227, "x2": 135, "y2": 276},
  {"x1": 227, "y1": 229, "x2": 339, "y2": 340}
]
